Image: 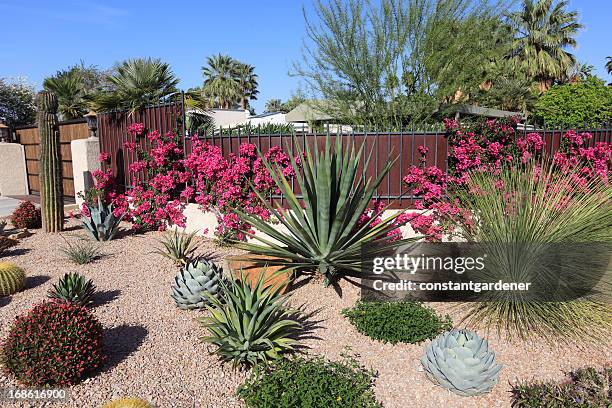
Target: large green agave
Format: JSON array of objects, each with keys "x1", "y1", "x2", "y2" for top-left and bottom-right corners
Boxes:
[
  {"x1": 421, "y1": 329, "x2": 502, "y2": 396},
  {"x1": 199, "y1": 273, "x2": 301, "y2": 367},
  {"x1": 81, "y1": 200, "x2": 124, "y2": 241},
  {"x1": 235, "y1": 135, "x2": 416, "y2": 285}
]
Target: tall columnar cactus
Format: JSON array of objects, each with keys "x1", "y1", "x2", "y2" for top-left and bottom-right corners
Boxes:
[{"x1": 37, "y1": 91, "x2": 64, "y2": 232}]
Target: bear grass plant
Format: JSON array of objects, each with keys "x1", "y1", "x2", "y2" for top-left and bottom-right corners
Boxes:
[
  {"x1": 237, "y1": 355, "x2": 382, "y2": 408},
  {"x1": 510, "y1": 366, "x2": 611, "y2": 407},
  {"x1": 342, "y1": 300, "x2": 452, "y2": 344},
  {"x1": 60, "y1": 236, "x2": 101, "y2": 265}
]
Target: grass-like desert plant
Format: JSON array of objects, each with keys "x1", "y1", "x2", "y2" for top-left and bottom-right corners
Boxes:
[
  {"x1": 451, "y1": 159, "x2": 612, "y2": 341},
  {"x1": 235, "y1": 135, "x2": 415, "y2": 286},
  {"x1": 60, "y1": 236, "x2": 101, "y2": 264},
  {"x1": 342, "y1": 301, "x2": 452, "y2": 344},
  {"x1": 198, "y1": 273, "x2": 301, "y2": 367},
  {"x1": 48, "y1": 272, "x2": 96, "y2": 307},
  {"x1": 154, "y1": 229, "x2": 198, "y2": 266}
]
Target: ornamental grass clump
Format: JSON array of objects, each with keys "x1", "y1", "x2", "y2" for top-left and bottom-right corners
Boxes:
[
  {"x1": 60, "y1": 236, "x2": 101, "y2": 264},
  {"x1": 342, "y1": 300, "x2": 452, "y2": 344},
  {"x1": 237, "y1": 355, "x2": 382, "y2": 408},
  {"x1": 452, "y1": 159, "x2": 612, "y2": 341},
  {"x1": 1, "y1": 300, "x2": 104, "y2": 386},
  {"x1": 235, "y1": 135, "x2": 416, "y2": 286},
  {"x1": 199, "y1": 273, "x2": 300, "y2": 367}
]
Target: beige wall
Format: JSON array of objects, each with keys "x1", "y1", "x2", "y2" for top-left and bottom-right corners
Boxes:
[
  {"x1": 71, "y1": 137, "x2": 101, "y2": 205},
  {"x1": 0, "y1": 142, "x2": 29, "y2": 195}
]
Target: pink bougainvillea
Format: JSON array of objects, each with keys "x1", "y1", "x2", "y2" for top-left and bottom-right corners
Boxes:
[{"x1": 404, "y1": 118, "x2": 612, "y2": 241}]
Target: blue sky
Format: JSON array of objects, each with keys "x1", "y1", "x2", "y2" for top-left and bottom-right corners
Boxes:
[{"x1": 1, "y1": 1, "x2": 610, "y2": 114}]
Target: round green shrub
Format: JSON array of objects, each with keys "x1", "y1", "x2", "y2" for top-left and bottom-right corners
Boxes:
[
  {"x1": 10, "y1": 200, "x2": 41, "y2": 229},
  {"x1": 237, "y1": 356, "x2": 382, "y2": 408},
  {"x1": 342, "y1": 300, "x2": 452, "y2": 344},
  {"x1": 1, "y1": 300, "x2": 105, "y2": 386}
]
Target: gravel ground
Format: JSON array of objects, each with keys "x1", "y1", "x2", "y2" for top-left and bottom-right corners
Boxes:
[{"x1": 1, "y1": 220, "x2": 610, "y2": 408}]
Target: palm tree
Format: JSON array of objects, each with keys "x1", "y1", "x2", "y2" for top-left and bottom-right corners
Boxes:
[
  {"x1": 606, "y1": 57, "x2": 612, "y2": 75},
  {"x1": 202, "y1": 54, "x2": 239, "y2": 109},
  {"x1": 265, "y1": 99, "x2": 283, "y2": 112},
  {"x1": 508, "y1": 0, "x2": 583, "y2": 92},
  {"x1": 43, "y1": 69, "x2": 87, "y2": 120},
  {"x1": 234, "y1": 62, "x2": 259, "y2": 110},
  {"x1": 92, "y1": 58, "x2": 179, "y2": 113}
]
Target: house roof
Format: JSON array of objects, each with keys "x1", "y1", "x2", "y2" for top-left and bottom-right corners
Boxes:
[
  {"x1": 249, "y1": 111, "x2": 283, "y2": 119},
  {"x1": 285, "y1": 101, "x2": 333, "y2": 122},
  {"x1": 456, "y1": 104, "x2": 523, "y2": 119}
]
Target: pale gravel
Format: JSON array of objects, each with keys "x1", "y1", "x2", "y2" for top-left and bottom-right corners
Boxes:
[{"x1": 0, "y1": 220, "x2": 610, "y2": 408}]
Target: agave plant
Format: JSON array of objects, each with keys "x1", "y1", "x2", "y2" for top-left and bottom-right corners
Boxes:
[
  {"x1": 171, "y1": 258, "x2": 224, "y2": 309},
  {"x1": 81, "y1": 200, "x2": 124, "y2": 241},
  {"x1": 451, "y1": 159, "x2": 612, "y2": 341},
  {"x1": 421, "y1": 329, "x2": 502, "y2": 396},
  {"x1": 48, "y1": 272, "x2": 96, "y2": 307},
  {"x1": 235, "y1": 135, "x2": 416, "y2": 285},
  {"x1": 155, "y1": 229, "x2": 198, "y2": 266},
  {"x1": 199, "y1": 273, "x2": 301, "y2": 367}
]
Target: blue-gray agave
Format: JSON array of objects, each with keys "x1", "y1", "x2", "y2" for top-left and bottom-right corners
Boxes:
[
  {"x1": 171, "y1": 259, "x2": 223, "y2": 309},
  {"x1": 81, "y1": 200, "x2": 124, "y2": 241},
  {"x1": 421, "y1": 329, "x2": 502, "y2": 396}
]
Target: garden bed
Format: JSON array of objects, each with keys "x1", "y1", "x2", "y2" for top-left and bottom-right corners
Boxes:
[{"x1": 0, "y1": 221, "x2": 609, "y2": 407}]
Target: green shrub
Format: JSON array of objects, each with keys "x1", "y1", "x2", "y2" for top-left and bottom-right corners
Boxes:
[
  {"x1": 532, "y1": 76, "x2": 612, "y2": 126},
  {"x1": 511, "y1": 366, "x2": 611, "y2": 407},
  {"x1": 237, "y1": 355, "x2": 382, "y2": 408},
  {"x1": 342, "y1": 300, "x2": 452, "y2": 344},
  {"x1": 10, "y1": 200, "x2": 41, "y2": 229}
]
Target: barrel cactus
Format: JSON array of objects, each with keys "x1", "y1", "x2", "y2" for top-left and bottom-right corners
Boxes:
[
  {"x1": 171, "y1": 259, "x2": 224, "y2": 309},
  {"x1": 0, "y1": 262, "x2": 26, "y2": 296},
  {"x1": 421, "y1": 329, "x2": 502, "y2": 396},
  {"x1": 82, "y1": 200, "x2": 124, "y2": 241},
  {"x1": 37, "y1": 91, "x2": 64, "y2": 233},
  {"x1": 102, "y1": 397, "x2": 153, "y2": 408}
]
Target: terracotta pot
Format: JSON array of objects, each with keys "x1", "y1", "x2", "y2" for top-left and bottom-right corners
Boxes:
[{"x1": 225, "y1": 255, "x2": 292, "y2": 293}]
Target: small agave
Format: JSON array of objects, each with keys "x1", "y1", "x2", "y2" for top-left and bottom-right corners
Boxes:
[
  {"x1": 421, "y1": 329, "x2": 502, "y2": 396},
  {"x1": 48, "y1": 272, "x2": 96, "y2": 307}
]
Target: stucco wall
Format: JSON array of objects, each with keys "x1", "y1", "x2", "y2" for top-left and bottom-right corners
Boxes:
[
  {"x1": 71, "y1": 137, "x2": 101, "y2": 206},
  {"x1": 0, "y1": 142, "x2": 29, "y2": 195}
]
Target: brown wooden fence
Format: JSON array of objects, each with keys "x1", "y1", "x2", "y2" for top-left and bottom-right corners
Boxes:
[
  {"x1": 15, "y1": 119, "x2": 89, "y2": 199},
  {"x1": 96, "y1": 102, "x2": 612, "y2": 209}
]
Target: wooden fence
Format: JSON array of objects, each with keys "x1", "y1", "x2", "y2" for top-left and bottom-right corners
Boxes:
[{"x1": 15, "y1": 119, "x2": 89, "y2": 199}]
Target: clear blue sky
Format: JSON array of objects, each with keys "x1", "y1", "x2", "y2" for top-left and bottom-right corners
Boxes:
[{"x1": 1, "y1": 1, "x2": 610, "y2": 114}]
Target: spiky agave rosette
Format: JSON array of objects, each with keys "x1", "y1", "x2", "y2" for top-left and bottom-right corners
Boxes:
[{"x1": 171, "y1": 259, "x2": 224, "y2": 309}]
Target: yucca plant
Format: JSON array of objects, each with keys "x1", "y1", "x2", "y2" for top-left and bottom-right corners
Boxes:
[
  {"x1": 452, "y1": 158, "x2": 612, "y2": 341},
  {"x1": 235, "y1": 135, "x2": 416, "y2": 285},
  {"x1": 48, "y1": 272, "x2": 96, "y2": 307},
  {"x1": 198, "y1": 273, "x2": 301, "y2": 367},
  {"x1": 154, "y1": 229, "x2": 198, "y2": 266},
  {"x1": 60, "y1": 236, "x2": 101, "y2": 264}
]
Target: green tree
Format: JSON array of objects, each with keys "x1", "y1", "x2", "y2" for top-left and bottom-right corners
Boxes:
[
  {"x1": 281, "y1": 93, "x2": 307, "y2": 113},
  {"x1": 606, "y1": 57, "x2": 612, "y2": 75},
  {"x1": 0, "y1": 77, "x2": 36, "y2": 127},
  {"x1": 234, "y1": 63, "x2": 259, "y2": 110},
  {"x1": 265, "y1": 99, "x2": 282, "y2": 113},
  {"x1": 43, "y1": 69, "x2": 87, "y2": 120},
  {"x1": 202, "y1": 54, "x2": 239, "y2": 109},
  {"x1": 531, "y1": 76, "x2": 612, "y2": 125},
  {"x1": 294, "y1": 0, "x2": 509, "y2": 128},
  {"x1": 92, "y1": 58, "x2": 179, "y2": 113},
  {"x1": 508, "y1": 0, "x2": 583, "y2": 92}
]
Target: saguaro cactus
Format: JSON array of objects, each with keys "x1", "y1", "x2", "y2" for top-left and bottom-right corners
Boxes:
[{"x1": 37, "y1": 91, "x2": 64, "y2": 232}]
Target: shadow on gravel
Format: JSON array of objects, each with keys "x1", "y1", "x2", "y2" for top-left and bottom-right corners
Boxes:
[
  {"x1": 289, "y1": 306, "x2": 325, "y2": 351},
  {"x1": 0, "y1": 296, "x2": 10, "y2": 307},
  {"x1": 25, "y1": 275, "x2": 51, "y2": 289},
  {"x1": 103, "y1": 325, "x2": 148, "y2": 370},
  {"x1": 93, "y1": 289, "x2": 121, "y2": 307},
  {"x1": 2, "y1": 248, "x2": 31, "y2": 257}
]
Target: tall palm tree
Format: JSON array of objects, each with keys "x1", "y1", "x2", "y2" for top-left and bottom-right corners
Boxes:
[
  {"x1": 508, "y1": 0, "x2": 582, "y2": 92},
  {"x1": 606, "y1": 57, "x2": 612, "y2": 75},
  {"x1": 92, "y1": 58, "x2": 179, "y2": 113},
  {"x1": 201, "y1": 54, "x2": 239, "y2": 109},
  {"x1": 43, "y1": 69, "x2": 87, "y2": 120},
  {"x1": 234, "y1": 62, "x2": 259, "y2": 110}
]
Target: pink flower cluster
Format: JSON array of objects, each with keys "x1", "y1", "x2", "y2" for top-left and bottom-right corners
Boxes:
[{"x1": 404, "y1": 118, "x2": 611, "y2": 241}]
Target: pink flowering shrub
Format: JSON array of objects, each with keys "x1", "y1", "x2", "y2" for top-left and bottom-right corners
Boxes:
[{"x1": 404, "y1": 118, "x2": 612, "y2": 241}]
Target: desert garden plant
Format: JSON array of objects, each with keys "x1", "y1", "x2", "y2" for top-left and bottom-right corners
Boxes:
[
  {"x1": 199, "y1": 273, "x2": 301, "y2": 367},
  {"x1": 60, "y1": 236, "x2": 101, "y2": 264},
  {"x1": 0, "y1": 236, "x2": 18, "y2": 257},
  {"x1": 237, "y1": 355, "x2": 382, "y2": 408},
  {"x1": 48, "y1": 272, "x2": 96, "y2": 307},
  {"x1": 82, "y1": 199, "x2": 124, "y2": 241},
  {"x1": 510, "y1": 366, "x2": 612, "y2": 407},
  {"x1": 421, "y1": 329, "x2": 502, "y2": 396},
  {"x1": 1, "y1": 300, "x2": 104, "y2": 385},
  {"x1": 10, "y1": 200, "x2": 41, "y2": 229},
  {"x1": 235, "y1": 135, "x2": 414, "y2": 285},
  {"x1": 171, "y1": 258, "x2": 224, "y2": 310},
  {"x1": 342, "y1": 300, "x2": 452, "y2": 344},
  {"x1": 155, "y1": 229, "x2": 198, "y2": 265},
  {"x1": 451, "y1": 159, "x2": 612, "y2": 341},
  {"x1": 0, "y1": 262, "x2": 26, "y2": 296}
]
